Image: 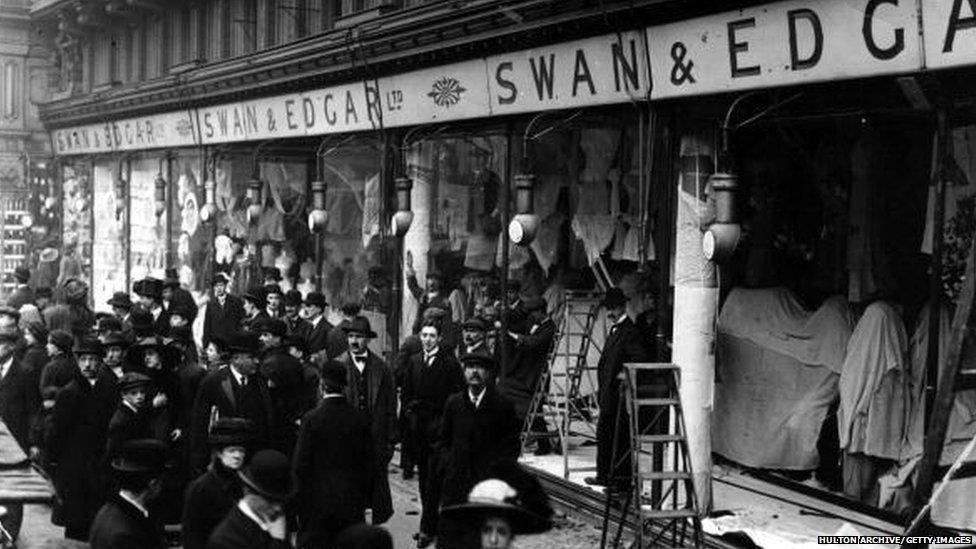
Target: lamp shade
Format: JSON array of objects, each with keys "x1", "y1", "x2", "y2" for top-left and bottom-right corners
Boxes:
[
  {"x1": 509, "y1": 173, "x2": 539, "y2": 245},
  {"x1": 308, "y1": 180, "x2": 328, "y2": 233},
  {"x1": 199, "y1": 179, "x2": 216, "y2": 223},
  {"x1": 392, "y1": 177, "x2": 414, "y2": 237},
  {"x1": 154, "y1": 173, "x2": 167, "y2": 217},
  {"x1": 247, "y1": 177, "x2": 263, "y2": 224}
]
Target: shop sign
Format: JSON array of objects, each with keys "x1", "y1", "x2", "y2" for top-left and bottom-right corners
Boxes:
[
  {"x1": 646, "y1": 0, "x2": 921, "y2": 99},
  {"x1": 378, "y1": 61, "x2": 491, "y2": 127},
  {"x1": 487, "y1": 32, "x2": 649, "y2": 115},
  {"x1": 922, "y1": 0, "x2": 976, "y2": 69},
  {"x1": 51, "y1": 111, "x2": 197, "y2": 156}
]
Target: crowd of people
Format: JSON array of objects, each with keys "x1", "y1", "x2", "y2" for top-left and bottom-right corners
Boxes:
[{"x1": 0, "y1": 260, "x2": 571, "y2": 549}]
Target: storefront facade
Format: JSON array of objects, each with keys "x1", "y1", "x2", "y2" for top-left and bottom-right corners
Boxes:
[{"x1": 35, "y1": 0, "x2": 976, "y2": 542}]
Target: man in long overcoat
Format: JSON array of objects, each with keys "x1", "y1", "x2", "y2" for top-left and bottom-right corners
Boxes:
[
  {"x1": 588, "y1": 288, "x2": 653, "y2": 491},
  {"x1": 0, "y1": 326, "x2": 38, "y2": 450},
  {"x1": 47, "y1": 336, "x2": 117, "y2": 541},
  {"x1": 190, "y1": 332, "x2": 274, "y2": 474},
  {"x1": 335, "y1": 315, "x2": 396, "y2": 525},
  {"x1": 202, "y1": 273, "x2": 245, "y2": 350},
  {"x1": 435, "y1": 353, "x2": 521, "y2": 548},
  {"x1": 403, "y1": 319, "x2": 463, "y2": 546},
  {"x1": 292, "y1": 361, "x2": 374, "y2": 548},
  {"x1": 257, "y1": 318, "x2": 311, "y2": 456}
]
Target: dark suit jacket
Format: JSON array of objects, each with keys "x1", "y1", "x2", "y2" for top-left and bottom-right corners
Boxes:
[
  {"x1": 105, "y1": 403, "x2": 152, "y2": 462},
  {"x1": 261, "y1": 346, "x2": 312, "y2": 455},
  {"x1": 190, "y1": 367, "x2": 274, "y2": 472},
  {"x1": 403, "y1": 349, "x2": 463, "y2": 455},
  {"x1": 305, "y1": 316, "x2": 334, "y2": 358},
  {"x1": 436, "y1": 387, "x2": 521, "y2": 506},
  {"x1": 39, "y1": 354, "x2": 78, "y2": 393},
  {"x1": 292, "y1": 397, "x2": 374, "y2": 544},
  {"x1": 202, "y1": 295, "x2": 245, "y2": 348},
  {"x1": 6, "y1": 285, "x2": 34, "y2": 310},
  {"x1": 182, "y1": 463, "x2": 242, "y2": 549},
  {"x1": 338, "y1": 350, "x2": 396, "y2": 523},
  {"x1": 207, "y1": 506, "x2": 290, "y2": 549},
  {"x1": 89, "y1": 494, "x2": 165, "y2": 549},
  {"x1": 596, "y1": 317, "x2": 651, "y2": 407},
  {"x1": 498, "y1": 317, "x2": 555, "y2": 417},
  {"x1": 239, "y1": 311, "x2": 269, "y2": 334},
  {"x1": 0, "y1": 349, "x2": 38, "y2": 449},
  {"x1": 283, "y1": 315, "x2": 311, "y2": 342}
]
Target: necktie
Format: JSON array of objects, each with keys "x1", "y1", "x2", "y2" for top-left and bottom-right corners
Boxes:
[
  {"x1": 240, "y1": 375, "x2": 248, "y2": 387},
  {"x1": 425, "y1": 353, "x2": 435, "y2": 367}
]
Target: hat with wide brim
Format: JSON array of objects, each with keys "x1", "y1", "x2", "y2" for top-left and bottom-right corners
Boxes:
[
  {"x1": 107, "y1": 292, "x2": 134, "y2": 309},
  {"x1": 211, "y1": 272, "x2": 232, "y2": 287},
  {"x1": 208, "y1": 417, "x2": 255, "y2": 447},
  {"x1": 225, "y1": 331, "x2": 262, "y2": 355},
  {"x1": 73, "y1": 336, "x2": 104, "y2": 357},
  {"x1": 304, "y1": 292, "x2": 327, "y2": 308},
  {"x1": 102, "y1": 331, "x2": 130, "y2": 349},
  {"x1": 459, "y1": 352, "x2": 498, "y2": 373},
  {"x1": 111, "y1": 439, "x2": 169, "y2": 474},
  {"x1": 238, "y1": 450, "x2": 294, "y2": 502},
  {"x1": 283, "y1": 290, "x2": 303, "y2": 307},
  {"x1": 134, "y1": 278, "x2": 164, "y2": 301},
  {"x1": 461, "y1": 317, "x2": 488, "y2": 332},
  {"x1": 440, "y1": 478, "x2": 551, "y2": 535},
  {"x1": 341, "y1": 316, "x2": 377, "y2": 339}
]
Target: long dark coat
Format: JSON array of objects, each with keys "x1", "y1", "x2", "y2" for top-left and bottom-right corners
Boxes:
[
  {"x1": 498, "y1": 317, "x2": 556, "y2": 419},
  {"x1": 305, "y1": 317, "x2": 333, "y2": 359},
  {"x1": 89, "y1": 494, "x2": 165, "y2": 549},
  {"x1": 337, "y1": 350, "x2": 396, "y2": 524},
  {"x1": 19, "y1": 342, "x2": 47, "y2": 411},
  {"x1": 261, "y1": 346, "x2": 312, "y2": 456},
  {"x1": 202, "y1": 295, "x2": 245, "y2": 349},
  {"x1": 402, "y1": 349, "x2": 463, "y2": 457},
  {"x1": 47, "y1": 373, "x2": 116, "y2": 539},
  {"x1": 436, "y1": 387, "x2": 521, "y2": 506},
  {"x1": 182, "y1": 462, "x2": 243, "y2": 549},
  {"x1": 207, "y1": 506, "x2": 290, "y2": 549},
  {"x1": 0, "y1": 349, "x2": 39, "y2": 450},
  {"x1": 39, "y1": 353, "x2": 77, "y2": 393},
  {"x1": 595, "y1": 316, "x2": 652, "y2": 484},
  {"x1": 167, "y1": 287, "x2": 199, "y2": 323},
  {"x1": 292, "y1": 396, "x2": 374, "y2": 548},
  {"x1": 105, "y1": 403, "x2": 152, "y2": 463},
  {"x1": 189, "y1": 368, "x2": 274, "y2": 473}
]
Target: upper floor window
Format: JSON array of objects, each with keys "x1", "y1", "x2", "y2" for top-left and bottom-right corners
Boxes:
[{"x1": 1, "y1": 60, "x2": 19, "y2": 121}]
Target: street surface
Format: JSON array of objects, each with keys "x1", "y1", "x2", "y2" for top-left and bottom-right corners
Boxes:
[{"x1": 16, "y1": 463, "x2": 605, "y2": 548}]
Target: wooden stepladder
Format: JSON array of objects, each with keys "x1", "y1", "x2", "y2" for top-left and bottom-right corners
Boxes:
[
  {"x1": 520, "y1": 291, "x2": 604, "y2": 478},
  {"x1": 601, "y1": 363, "x2": 703, "y2": 549}
]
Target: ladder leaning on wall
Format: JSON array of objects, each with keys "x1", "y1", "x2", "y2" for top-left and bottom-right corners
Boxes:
[{"x1": 520, "y1": 289, "x2": 605, "y2": 479}]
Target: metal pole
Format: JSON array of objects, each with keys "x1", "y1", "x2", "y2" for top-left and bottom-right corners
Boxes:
[
  {"x1": 924, "y1": 110, "x2": 949, "y2": 430},
  {"x1": 501, "y1": 126, "x2": 513, "y2": 374}
]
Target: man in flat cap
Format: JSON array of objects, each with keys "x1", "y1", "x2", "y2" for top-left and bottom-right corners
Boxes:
[
  {"x1": 202, "y1": 272, "x2": 245, "y2": 351},
  {"x1": 105, "y1": 372, "x2": 153, "y2": 464},
  {"x1": 435, "y1": 352, "x2": 521, "y2": 549},
  {"x1": 293, "y1": 361, "x2": 374, "y2": 549},
  {"x1": 336, "y1": 316, "x2": 396, "y2": 525},
  {"x1": 190, "y1": 332, "x2": 274, "y2": 474},
  {"x1": 48, "y1": 336, "x2": 117, "y2": 540}
]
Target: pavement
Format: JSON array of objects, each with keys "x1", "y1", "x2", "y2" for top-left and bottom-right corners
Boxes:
[{"x1": 16, "y1": 463, "x2": 604, "y2": 548}]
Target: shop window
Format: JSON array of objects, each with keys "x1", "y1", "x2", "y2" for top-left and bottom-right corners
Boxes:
[
  {"x1": 129, "y1": 157, "x2": 168, "y2": 281},
  {"x1": 91, "y1": 161, "x2": 127, "y2": 309},
  {"x1": 1, "y1": 60, "x2": 18, "y2": 121},
  {"x1": 60, "y1": 162, "x2": 93, "y2": 290},
  {"x1": 171, "y1": 154, "x2": 207, "y2": 296}
]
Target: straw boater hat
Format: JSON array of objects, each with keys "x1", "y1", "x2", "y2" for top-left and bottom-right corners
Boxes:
[{"x1": 441, "y1": 463, "x2": 553, "y2": 535}]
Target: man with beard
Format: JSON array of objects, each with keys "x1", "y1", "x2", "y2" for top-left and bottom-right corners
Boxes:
[
  {"x1": 47, "y1": 336, "x2": 117, "y2": 540},
  {"x1": 256, "y1": 317, "x2": 309, "y2": 456},
  {"x1": 190, "y1": 332, "x2": 274, "y2": 474},
  {"x1": 292, "y1": 361, "x2": 374, "y2": 549},
  {"x1": 89, "y1": 439, "x2": 169, "y2": 549},
  {"x1": 403, "y1": 320, "x2": 463, "y2": 547},
  {"x1": 203, "y1": 273, "x2": 245, "y2": 350},
  {"x1": 282, "y1": 290, "x2": 310, "y2": 342},
  {"x1": 336, "y1": 316, "x2": 396, "y2": 525},
  {"x1": 182, "y1": 418, "x2": 254, "y2": 549},
  {"x1": 435, "y1": 353, "x2": 521, "y2": 549}
]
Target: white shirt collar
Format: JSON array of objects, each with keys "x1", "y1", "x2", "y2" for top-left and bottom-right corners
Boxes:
[
  {"x1": 311, "y1": 314, "x2": 323, "y2": 327},
  {"x1": 351, "y1": 352, "x2": 367, "y2": 373},
  {"x1": 123, "y1": 400, "x2": 139, "y2": 414},
  {"x1": 230, "y1": 367, "x2": 247, "y2": 386},
  {"x1": 237, "y1": 499, "x2": 273, "y2": 533},
  {"x1": 424, "y1": 347, "x2": 439, "y2": 364},
  {"x1": 0, "y1": 355, "x2": 13, "y2": 379},
  {"x1": 119, "y1": 490, "x2": 149, "y2": 518},
  {"x1": 468, "y1": 388, "x2": 486, "y2": 409}
]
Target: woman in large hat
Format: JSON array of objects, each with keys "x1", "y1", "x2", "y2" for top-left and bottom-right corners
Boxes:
[
  {"x1": 181, "y1": 418, "x2": 254, "y2": 549},
  {"x1": 441, "y1": 462, "x2": 553, "y2": 549}
]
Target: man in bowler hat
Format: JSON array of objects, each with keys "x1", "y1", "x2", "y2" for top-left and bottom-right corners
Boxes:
[
  {"x1": 207, "y1": 449, "x2": 293, "y2": 549},
  {"x1": 293, "y1": 361, "x2": 375, "y2": 548},
  {"x1": 203, "y1": 272, "x2": 245, "y2": 350},
  {"x1": 303, "y1": 292, "x2": 333, "y2": 361},
  {"x1": 134, "y1": 278, "x2": 170, "y2": 337},
  {"x1": 336, "y1": 315, "x2": 396, "y2": 524},
  {"x1": 190, "y1": 332, "x2": 274, "y2": 474},
  {"x1": 89, "y1": 438, "x2": 169, "y2": 549}
]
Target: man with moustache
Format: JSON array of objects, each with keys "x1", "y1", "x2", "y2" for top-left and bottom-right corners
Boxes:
[
  {"x1": 336, "y1": 316, "x2": 396, "y2": 525},
  {"x1": 435, "y1": 353, "x2": 520, "y2": 549},
  {"x1": 47, "y1": 336, "x2": 117, "y2": 540}
]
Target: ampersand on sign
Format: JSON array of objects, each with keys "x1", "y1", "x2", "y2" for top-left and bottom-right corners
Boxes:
[
  {"x1": 266, "y1": 109, "x2": 277, "y2": 132},
  {"x1": 670, "y1": 42, "x2": 696, "y2": 86}
]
